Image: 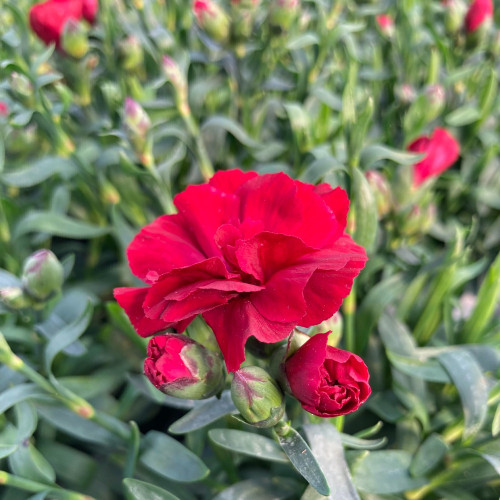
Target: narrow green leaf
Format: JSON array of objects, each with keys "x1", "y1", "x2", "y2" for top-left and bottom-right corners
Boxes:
[
  {"x1": 352, "y1": 167, "x2": 378, "y2": 251},
  {"x1": 438, "y1": 349, "x2": 489, "y2": 439},
  {"x1": 124, "y1": 421, "x2": 141, "y2": 479},
  {"x1": 360, "y1": 145, "x2": 423, "y2": 168},
  {"x1": 8, "y1": 443, "x2": 56, "y2": 484},
  {"x1": 214, "y1": 478, "x2": 300, "y2": 500},
  {"x1": 202, "y1": 116, "x2": 260, "y2": 148},
  {"x1": 387, "y1": 351, "x2": 451, "y2": 383},
  {"x1": 208, "y1": 429, "x2": 288, "y2": 463},
  {"x1": 0, "y1": 384, "x2": 52, "y2": 415},
  {"x1": 299, "y1": 156, "x2": 347, "y2": 184},
  {"x1": 286, "y1": 33, "x2": 319, "y2": 50},
  {"x1": 304, "y1": 423, "x2": 360, "y2": 499},
  {"x1": 410, "y1": 434, "x2": 448, "y2": 477},
  {"x1": 123, "y1": 478, "x2": 181, "y2": 500},
  {"x1": 14, "y1": 212, "x2": 109, "y2": 239},
  {"x1": 352, "y1": 451, "x2": 427, "y2": 494},
  {"x1": 339, "y1": 433, "x2": 387, "y2": 450},
  {"x1": 277, "y1": 427, "x2": 330, "y2": 496},
  {"x1": 140, "y1": 431, "x2": 209, "y2": 483},
  {"x1": 169, "y1": 391, "x2": 236, "y2": 434},
  {"x1": 1, "y1": 157, "x2": 76, "y2": 188},
  {"x1": 445, "y1": 106, "x2": 481, "y2": 127}
]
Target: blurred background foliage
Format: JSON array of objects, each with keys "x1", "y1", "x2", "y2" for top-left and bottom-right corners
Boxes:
[{"x1": 0, "y1": 0, "x2": 499, "y2": 498}]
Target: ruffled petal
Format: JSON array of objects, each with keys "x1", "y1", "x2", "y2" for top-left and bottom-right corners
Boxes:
[
  {"x1": 174, "y1": 184, "x2": 240, "y2": 257},
  {"x1": 209, "y1": 169, "x2": 258, "y2": 194},
  {"x1": 113, "y1": 287, "x2": 170, "y2": 337},
  {"x1": 313, "y1": 185, "x2": 350, "y2": 236},
  {"x1": 203, "y1": 298, "x2": 295, "y2": 372},
  {"x1": 127, "y1": 214, "x2": 206, "y2": 284}
]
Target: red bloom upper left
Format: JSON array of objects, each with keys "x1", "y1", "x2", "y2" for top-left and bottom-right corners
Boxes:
[
  {"x1": 114, "y1": 170, "x2": 367, "y2": 372},
  {"x1": 29, "y1": 0, "x2": 98, "y2": 48}
]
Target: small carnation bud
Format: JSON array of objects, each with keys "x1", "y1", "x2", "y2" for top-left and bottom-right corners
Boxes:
[
  {"x1": 0, "y1": 101, "x2": 8, "y2": 118},
  {"x1": 118, "y1": 36, "x2": 143, "y2": 71},
  {"x1": 442, "y1": 0, "x2": 467, "y2": 34},
  {"x1": 0, "y1": 287, "x2": 31, "y2": 310},
  {"x1": 400, "y1": 202, "x2": 437, "y2": 238},
  {"x1": 100, "y1": 180, "x2": 120, "y2": 205},
  {"x1": 123, "y1": 97, "x2": 151, "y2": 154},
  {"x1": 5, "y1": 126, "x2": 38, "y2": 156},
  {"x1": 61, "y1": 19, "x2": 89, "y2": 59},
  {"x1": 9, "y1": 72, "x2": 33, "y2": 98},
  {"x1": 365, "y1": 170, "x2": 393, "y2": 218},
  {"x1": 21, "y1": 250, "x2": 64, "y2": 301},
  {"x1": 231, "y1": 366, "x2": 285, "y2": 427},
  {"x1": 376, "y1": 14, "x2": 395, "y2": 38},
  {"x1": 193, "y1": 0, "x2": 230, "y2": 43},
  {"x1": 269, "y1": 0, "x2": 299, "y2": 31},
  {"x1": 424, "y1": 84, "x2": 446, "y2": 122},
  {"x1": 145, "y1": 334, "x2": 225, "y2": 399},
  {"x1": 163, "y1": 56, "x2": 188, "y2": 101},
  {"x1": 464, "y1": 0, "x2": 493, "y2": 34},
  {"x1": 395, "y1": 83, "x2": 417, "y2": 105}
]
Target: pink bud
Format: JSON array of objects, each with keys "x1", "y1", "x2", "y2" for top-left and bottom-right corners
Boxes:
[{"x1": 376, "y1": 14, "x2": 395, "y2": 37}]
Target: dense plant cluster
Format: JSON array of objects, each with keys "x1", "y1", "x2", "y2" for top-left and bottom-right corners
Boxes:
[{"x1": 0, "y1": 0, "x2": 499, "y2": 499}]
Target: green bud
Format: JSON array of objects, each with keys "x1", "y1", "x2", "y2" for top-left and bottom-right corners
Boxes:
[
  {"x1": 443, "y1": 0, "x2": 467, "y2": 34},
  {"x1": 0, "y1": 287, "x2": 31, "y2": 310},
  {"x1": 9, "y1": 72, "x2": 33, "y2": 98},
  {"x1": 269, "y1": 0, "x2": 299, "y2": 31},
  {"x1": 231, "y1": 366, "x2": 285, "y2": 427},
  {"x1": 365, "y1": 170, "x2": 393, "y2": 218},
  {"x1": 118, "y1": 36, "x2": 144, "y2": 71},
  {"x1": 61, "y1": 19, "x2": 89, "y2": 59},
  {"x1": 193, "y1": 0, "x2": 230, "y2": 44},
  {"x1": 423, "y1": 84, "x2": 446, "y2": 123},
  {"x1": 21, "y1": 250, "x2": 64, "y2": 301},
  {"x1": 123, "y1": 97, "x2": 151, "y2": 154}
]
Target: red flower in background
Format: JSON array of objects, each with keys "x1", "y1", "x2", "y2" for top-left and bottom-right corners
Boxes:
[
  {"x1": 408, "y1": 128, "x2": 460, "y2": 186},
  {"x1": 376, "y1": 14, "x2": 395, "y2": 36},
  {"x1": 465, "y1": 0, "x2": 493, "y2": 33},
  {"x1": 285, "y1": 332, "x2": 371, "y2": 417},
  {"x1": 29, "y1": 0, "x2": 98, "y2": 48},
  {"x1": 115, "y1": 170, "x2": 367, "y2": 372},
  {"x1": 0, "y1": 102, "x2": 8, "y2": 117}
]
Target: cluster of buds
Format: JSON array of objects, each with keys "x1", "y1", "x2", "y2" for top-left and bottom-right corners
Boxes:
[{"x1": 0, "y1": 250, "x2": 64, "y2": 311}]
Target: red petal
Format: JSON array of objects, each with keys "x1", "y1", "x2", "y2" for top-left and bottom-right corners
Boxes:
[
  {"x1": 285, "y1": 332, "x2": 328, "y2": 407},
  {"x1": 203, "y1": 298, "x2": 295, "y2": 372},
  {"x1": 127, "y1": 214, "x2": 206, "y2": 284},
  {"x1": 114, "y1": 287, "x2": 169, "y2": 337},
  {"x1": 174, "y1": 184, "x2": 240, "y2": 257},
  {"x1": 313, "y1": 185, "x2": 350, "y2": 236},
  {"x1": 209, "y1": 169, "x2": 258, "y2": 194}
]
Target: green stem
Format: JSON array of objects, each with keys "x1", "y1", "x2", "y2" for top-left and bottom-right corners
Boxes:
[
  {"x1": 0, "y1": 471, "x2": 94, "y2": 500},
  {"x1": 343, "y1": 287, "x2": 356, "y2": 353}
]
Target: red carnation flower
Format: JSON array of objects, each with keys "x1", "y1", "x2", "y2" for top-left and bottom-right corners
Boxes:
[
  {"x1": 115, "y1": 170, "x2": 367, "y2": 372},
  {"x1": 0, "y1": 102, "x2": 8, "y2": 117},
  {"x1": 29, "y1": 0, "x2": 98, "y2": 48},
  {"x1": 376, "y1": 14, "x2": 395, "y2": 36},
  {"x1": 408, "y1": 128, "x2": 460, "y2": 186},
  {"x1": 465, "y1": 0, "x2": 493, "y2": 33},
  {"x1": 285, "y1": 332, "x2": 371, "y2": 417}
]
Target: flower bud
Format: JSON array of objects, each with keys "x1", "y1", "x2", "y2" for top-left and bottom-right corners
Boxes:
[
  {"x1": 0, "y1": 287, "x2": 31, "y2": 310},
  {"x1": 423, "y1": 84, "x2": 446, "y2": 123},
  {"x1": 365, "y1": 170, "x2": 393, "y2": 217},
  {"x1": 193, "y1": 0, "x2": 230, "y2": 43},
  {"x1": 61, "y1": 19, "x2": 89, "y2": 59},
  {"x1": 442, "y1": 0, "x2": 467, "y2": 34},
  {"x1": 9, "y1": 72, "x2": 33, "y2": 99},
  {"x1": 144, "y1": 334, "x2": 224, "y2": 399},
  {"x1": 5, "y1": 126, "x2": 38, "y2": 156},
  {"x1": 395, "y1": 83, "x2": 417, "y2": 105},
  {"x1": 231, "y1": 366, "x2": 285, "y2": 427},
  {"x1": 464, "y1": 0, "x2": 493, "y2": 34},
  {"x1": 163, "y1": 56, "x2": 188, "y2": 103},
  {"x1": 0, "y1": 101, "x2": 8, "y2": 118},
  {"x1": 123, "y1": 97, "x2": 151, "y2": 154},
  {"x1": 269, "y1": 0, "x2": 299, "y2": 31},
  {"x1": 376, "y1": 14, "x2": 395, "y2": 38},
  {"x1": 399, "y1": 202, "x2": 436, "y2": 239},
  {"x1": 21, "y1": 249, "x2": 64, "y2": 301},
  {"x1": 118, "y1": 36, "x2": 143, "y2": 72}
]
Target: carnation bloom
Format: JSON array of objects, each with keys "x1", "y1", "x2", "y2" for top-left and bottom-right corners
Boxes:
[
  {"x1": 115, "y1": 170, "x2": 367, "y2": 372},
  {"x1": 376, "y1": 14, "x2": 395, "y2": 36},
  {"x1": 29, "y1": 0, "x2": 98, "y2": 48},
  {"x1": 464, "y1": 0, "x2": 493, "y2": 33},
  {"x1": 0, "y1": 102, "x2": 8, "y2": 117},
  {"x1": 285, "y1": 332, "x2": 371, "y2": 417},
  {"x1": 408, "y1": 128, "x2": 460, "y2": 186}
]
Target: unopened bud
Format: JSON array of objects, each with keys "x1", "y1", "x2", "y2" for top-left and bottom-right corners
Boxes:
[
  {"x1": 0, "y1": 287, "x2": 31, "y2": 310},
  {"x1": 0, "y1": 101, "x2": 8, "y2": 118},
  {"x1": 100, "y1": 180, "x2": 120, "y2": 205},
  {"x1": 163, "y1": 56, "x2": 188, "y2": 101},
  {"x1": 400, "y1": 202, "x2": 436, "y2": 238},
  {"x1": 61, "y1": 19, "x2": 89, "y2": 59},
  {"x1": 269, "y1": 0, "x2": 299, "y2": 31},
  {"x1": 424, "y1": 84, "x2": 446, "y2": 122},
  {"x1": 442, "y1": 0, "x2": 467, "y2": 34},
  {"x1": 119, "y1": 36, "x2": 143, "y2": 71},
  {"x1": 395, "y1": 83, "x2": 417, "y2": 105},
  {"x1": 5, "y1": 126, "x2": 38, "y2": 155},
  {"x1": 376, "y1": 14, "x2": 395, "y2": 38},
  {"x1": 193, "y1": 0, "x2": 230, "y2": 43},
  {"x1": 9, "y1": 72, "x2": 33, "y2": 98},
  {"x1": 21, "y1": 250, "x2": 64, "y2": 301},
  {"x1": 144, "y1": 334, "x2": 224, "y2": 399},
  {"x1": 123, "y1": 97, "x2": 151, "y2": 153},
  {"x1": 365, "y1": 170, "x2": 393, "y2": 217},
  {"x1": 231, "y1": 366, "x2": 285, "y2": 427}
]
